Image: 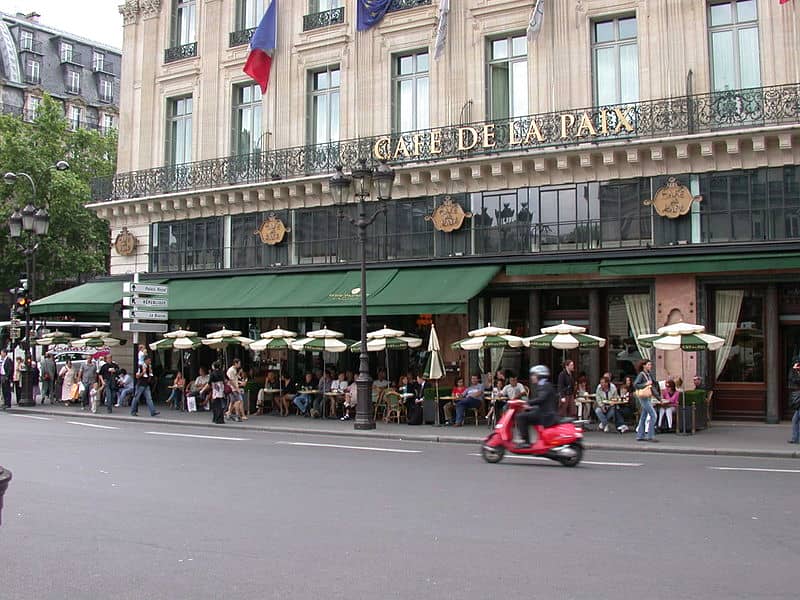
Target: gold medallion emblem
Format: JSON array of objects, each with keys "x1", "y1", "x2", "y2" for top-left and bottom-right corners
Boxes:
[
  {"x1": 644, "y1": 177, "x2": 703, "y2": 219},
  {"x1": 425, "y1": 196, "x2": 473, "y2": 233},
  {"x1": 255, "y1": 214, "x2": 289, "y2": 246},
  {"x1": 113, "y1": 227, "x2": 137, "y2": 256}
]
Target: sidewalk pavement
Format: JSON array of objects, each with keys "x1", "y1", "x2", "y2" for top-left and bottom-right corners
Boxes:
[{"x1": 5, "y1": 403, "x2": 798, "y2": 459}]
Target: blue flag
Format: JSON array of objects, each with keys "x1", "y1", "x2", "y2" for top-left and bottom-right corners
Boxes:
[{"x1": 357, "y1": 0, "x2": 393, "y2": 31}]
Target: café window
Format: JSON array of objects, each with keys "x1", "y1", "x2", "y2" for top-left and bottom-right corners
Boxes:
[
  {"x1": 294, "y1": 206, "x2": 349, "y2": 264},
  {"x1": 150, "y1": 218, "x2": 223, "y2": 273},
  {"x1": 231, "y1": 211, "x2": 290, "y2": 269},
  {"x1": 308, "y1": 65, "x2": 340, "y2": 145},
  {"x1": 592, "y1": 15, "x2": 639, "y2": 106},
  {"x1": 232, "y1": 83, "x2": 263, "y2": 155},
  {"x1": 487, "y1": 34, "x2": 528, "y2": 121},
  {"x1": 714, "y1": 290, "x2": 764, "y2": 383},
  {"x1": 708, "y1": 0, "x2": 760, "y2": 91},
  {"x1": 392, "y1": 50, "x2": 429, "y2": 133},
  {"x1": 166, "y1": 95, "x2": 193, "y2": 165}
]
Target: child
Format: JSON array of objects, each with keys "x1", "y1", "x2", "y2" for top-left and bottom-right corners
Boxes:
[{"x1": 89, "y1": 382, "x2": 99, "y2": 414}]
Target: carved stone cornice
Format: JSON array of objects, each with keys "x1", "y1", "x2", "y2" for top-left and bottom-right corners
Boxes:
[
  {"x1": 119, "y1": 0, "x2": 139, "y2": 26},
  {"x1": 139, "y1": 0, "x2": 162, "y2": 19}
]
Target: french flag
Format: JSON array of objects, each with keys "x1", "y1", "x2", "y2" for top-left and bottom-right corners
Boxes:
[{"x1": 243, "y1": 0, "x2": 277, "y2": 94}]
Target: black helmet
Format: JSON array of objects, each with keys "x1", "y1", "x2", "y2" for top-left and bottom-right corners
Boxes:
[{"x1": 529, "y1": 364, "x2": 550, "y2": 379}]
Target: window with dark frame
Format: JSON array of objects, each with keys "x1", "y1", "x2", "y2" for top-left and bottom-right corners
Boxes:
[
  {"x1": 708, "y1": 0, "x2": 760, "y2": 92},
  {"x1": 392, "y1": 50, "x2": 429, "y2": 133},
  {"x1": 487, "y1": 34, "x2": 528, "y2": 121},
  {"x1": 591, "y1": 15, "x2": 639, "y2": 106},
  {"x1": 308, "y1": 65, "x2": 340, "y2": 145}
]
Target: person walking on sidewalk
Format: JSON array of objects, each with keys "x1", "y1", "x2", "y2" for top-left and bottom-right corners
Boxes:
[
  {"x1": 634, "y1": 360, "x2": 660, "y2": 442},
  {"x1": 39, "y1": 352, "x2": 57, "y2": 404},
  {"x1": 98, "y1": 354, "x2": 119, "y2": 414},
  {"x1": 1, "y1": 350, "x2": 12, "y2": 409},
  {"x1": 788, "y1": 362, "x2": 800, "y2": 444},
  {"x1": 557, "y1": 360, "x2": 576, "y2": 418},
  {"x1": 130, "y1": 356, "x2": 159, "y2": 417},
  {"x1": 204, "y1": 362, "x2": 226, "y2": 424}
]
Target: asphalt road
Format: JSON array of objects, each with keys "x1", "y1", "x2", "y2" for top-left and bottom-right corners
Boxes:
[{"x1": 0, "y1": 413, "x2": 798, "y2": 600}]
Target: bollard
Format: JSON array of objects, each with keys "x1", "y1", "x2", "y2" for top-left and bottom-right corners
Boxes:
[{"x1": 0, "y1": 466, "x2": 11, "y2": 526}]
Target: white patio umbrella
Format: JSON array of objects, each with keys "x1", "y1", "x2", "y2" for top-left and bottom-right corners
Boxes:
[
  {"x1": 71, "y1": 336, "x2": 122, "y2": 349},
  {"x1": 450, "y1": 324, "x2": 525, "y2": 351},
  {"x1": 250, "y1": 328, "x2": 298, "y2": 398},
  {"x1": 423, "y1": 323, "x2": 446, "y2": 426},
  {"x1": 291, "y1": 327, "x2": 354, "y2": 353},
  {"x1": 80, "y1": 329, "x2": 112, "y2": 339},
  {"x1": 349, "y1": 326, "x2": 423, "y2": 386},
  {"x1": 524, "y1": 321, "x2": 607, "y2": 350},
  {"x1": 35, "y1": 331, "x2": 72, "y2": 346}
]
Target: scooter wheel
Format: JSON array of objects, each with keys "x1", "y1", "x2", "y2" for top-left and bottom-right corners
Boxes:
[
  {"x1": 559, "y1": 443, "x2": 583, "y2": 467},
  {"x1": 481, "y1": 444, "x2": 505, "y2": 464}
]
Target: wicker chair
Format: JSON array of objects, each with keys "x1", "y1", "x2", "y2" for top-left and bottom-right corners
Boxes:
[{"x1": 383, "y1": 390, "x2": 405, "y2": 424}]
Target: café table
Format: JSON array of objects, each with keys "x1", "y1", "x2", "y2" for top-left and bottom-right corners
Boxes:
[
  {"x1": 575, "y1": 393, "x2": 596, "y2": 421},
  {"x1": 256, "y1": 387, "x2": 281, "y2": 416},
  {"x1": 324, "y1": 391, "x2": 345, "y2": 418}
]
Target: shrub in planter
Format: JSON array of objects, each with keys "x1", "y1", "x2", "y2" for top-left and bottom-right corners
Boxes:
[{"x1": 678, "y1": 390, "x2": 708, "y2": 432}]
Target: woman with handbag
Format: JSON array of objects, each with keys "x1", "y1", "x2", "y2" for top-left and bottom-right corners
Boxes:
[
  {"x1": 634, "y1": 360, "x2": 660, "y2": 442},
  {"x1": 59, "y1": 359, "x2": 77, "y2": 405},
  {"x1": 788, "y1": 362, "x2": 800, "y2": 444}
]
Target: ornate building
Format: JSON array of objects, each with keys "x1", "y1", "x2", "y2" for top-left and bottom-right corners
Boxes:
[{"x1": 34, "y1": 0, "x2": 800, "y2": 422}]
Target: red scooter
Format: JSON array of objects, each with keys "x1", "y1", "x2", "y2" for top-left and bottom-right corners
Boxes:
[{"x1": 481, "y1": 399, "x2": 584, "y2": 467}]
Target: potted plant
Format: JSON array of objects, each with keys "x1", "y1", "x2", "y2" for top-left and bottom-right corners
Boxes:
[{"x1": 678, "y1": 390, "x2": 708, "y2": 433}]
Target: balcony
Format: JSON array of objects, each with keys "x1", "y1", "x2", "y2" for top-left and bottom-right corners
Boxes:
[
  {"x1": 24, "y1": 72, "x2": 41, "y2": 85},
  {"x1": 92, "y1": 62, "x2": 116, "y2": 76},
  {"x1": 303, "y1": 6, "x2": 345, "y2": 32},
  {"x1": 60, "y1": 51, "x2": 83, "y2": 66},
  {"x1": 90, "y1": 83, "x2": 800, "y2": 202},
  {"x1": 18, "y1": 39, "x2": 43, "y2": 54},
  {"x1": 164, "y1": 42, "x2": 197, "y2": 64},
  {"x1": 387, "y1": 0, "x2": 432, "y2": 13},
  {"x1": 229, "y1": 27, "x2": 256, "y2": 48}
]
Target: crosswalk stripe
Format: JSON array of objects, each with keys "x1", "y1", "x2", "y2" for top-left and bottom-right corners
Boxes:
[
  {"x1": 146, "y1": 431, "x2": 249, "y2": 441},
  {"x1": 67, "y1": 421, "x2": 120, "y2": 430},
  {"x1": 277, "y1": 441, "x2": 421, "y2": 454}
]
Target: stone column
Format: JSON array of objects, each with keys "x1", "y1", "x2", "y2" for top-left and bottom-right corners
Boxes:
[
  {"x1": 528, "y1": 290, "x2": 541, "y2": 367},
  {"x1": 588, "y1": 289, "x2": 601, "y2": 386},
  {"x1": 765, "y1": 284, "x2": 780, "y2": 424}
]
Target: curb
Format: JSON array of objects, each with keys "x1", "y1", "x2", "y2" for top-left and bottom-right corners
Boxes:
[{"x1": 6, "y1": 407, "x2": 799, "y2": 460}]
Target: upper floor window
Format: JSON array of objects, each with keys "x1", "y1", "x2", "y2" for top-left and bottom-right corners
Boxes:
[
  {"x1": 166, "y1": 96, "x2": 193, "y2": 165},
  {"x1": 232, "y1": 83, "x2": 263, "y2": 155},
  {"x1": 25, "y1": 59, "x2": 40, "y2": 83},
  {"x1": 60, "y1": 42, "x2": 74, "y2": 63},
  {"x1": 69, "y1": 106, "x2": 82, "y2": 131},
  {"x1": 67, "y1": 70, "x2": 81, "y2": 93},
  {"x1": 92, "y1": 51, "x2": 105, "y2": 71},
  {"x1": 102, "y1": 114, "x2": 115, "y2": 131},
  {"x1": 487, "y1": 34, "x2": 528, "y2": 121},
  {"x1": 236, "y1": 0, "x2": 264, "y2": 30},
  {"x1": 99, "y1": 79, "x2": 113, "y2": 102},
  {"x1": 173, "y1": 0, "x2": 197, "y2": 46},
  {"x1": 592, "y1": 16, "x2": 639, "y2": 106},
  {"x1": 20, "y1": 30, "x2": 33, "y2": 51},
  {"x1": 310, "y1": 0, "x2": 343, "y2": 12},
  {"x1": 25, "y1": 96, "x2": 41, "y2": 121},
  {"x1": 708, "y1": 0, "x2": 760, "y2": 91},
  {"x1": 308, "y1": 65, "x2": 340, "y2": 145},
  {"x1": 392, "y1": 50, "x2": 429, "y2": 133}
]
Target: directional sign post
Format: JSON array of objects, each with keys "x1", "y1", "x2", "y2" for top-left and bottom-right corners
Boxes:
[
  {"x1": 123, "y1": 322, "x2": 168, "y2": 334},
  {"x1": 123, "y1": 283, "x2": 169, "y2": 296},
  {"x1": 122, "y1": 309, "x2": 169, "y2": 322},
  {"x1": 123, "y1": 296, "x2": 169, "y2": 308},
  {"x1": 123, "y1": 274, "x2": 169, "y2": 345}
]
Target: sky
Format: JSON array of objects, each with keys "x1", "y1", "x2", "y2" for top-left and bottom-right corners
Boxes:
[{"x1": 0, "y1": 0, "x2": 123, "y2": 49}]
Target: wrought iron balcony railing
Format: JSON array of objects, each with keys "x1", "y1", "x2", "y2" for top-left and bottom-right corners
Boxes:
[
  {"x1": 164, "y1": 42, "x2": 198, "y2": 64},
  {"x1": 303, "y1": 7, "x2": 345, "y2": 32},
  {"x1": 90, "y1": 83, "x2": 800, "y2": 203},
  {"x1": 229, "y1": 28, "x2": 256, "y2": 48},
  {"x1": 60, "y1": 51, "x2": 83, "y2": 66},
  {"x1": 387, "y1": 0, "x2": 432, "y2": 12}
]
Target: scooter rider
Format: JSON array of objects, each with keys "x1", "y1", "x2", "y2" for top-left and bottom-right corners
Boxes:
[{"x1": 516, "y1": 365, "x2": 558, "y2": 449}]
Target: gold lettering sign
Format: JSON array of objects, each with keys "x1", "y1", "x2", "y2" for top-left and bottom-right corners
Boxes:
[
  {"x1": 424, "y1": 196, "x2": 472, "y2": 233},
  {"x1": 255, "y1": 214, "x2": 290, "y2": 245},
  {"x1": 113, "y1": 227, "x2": 137, "y2": 256},
  {"x1": 644, "y1": 177, "x2": 703, "y2": 219}
]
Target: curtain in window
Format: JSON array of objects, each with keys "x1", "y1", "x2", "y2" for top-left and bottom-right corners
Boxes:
[
  {"x1": 624, "y1": 294, "x2": 652, "y2": 361},
  {"x1": 714, "y1": 289, "x2": 744, "y2": 378},
  {"x1": 490, "y1": 297, "x2": 510, "y2": 373}
]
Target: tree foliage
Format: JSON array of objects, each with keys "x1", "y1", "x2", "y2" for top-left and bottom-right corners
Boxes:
[{"x1": 0, "y1": 95, "x2": 116, "y2": 297}]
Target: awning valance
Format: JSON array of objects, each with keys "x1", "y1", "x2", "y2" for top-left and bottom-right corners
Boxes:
[{"x1": 30, "y1": 281, "x2": 124, "y2": 317}]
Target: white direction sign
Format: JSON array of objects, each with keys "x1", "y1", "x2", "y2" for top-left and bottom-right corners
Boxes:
[
  {"x1": 123, "y1": 296, "x2": 168, "y2": 308},
  {"x1": 123, "y1": 283, "x2": 169, "y2": 296},
  {"x1": 123, "y1": 309, "x2": 169, "y2": 321},
  {"x1": 123, "y1": 322, "x2": 168, "y2": 334}
]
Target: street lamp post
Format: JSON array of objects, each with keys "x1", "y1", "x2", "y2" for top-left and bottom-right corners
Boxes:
[
  {"x1": 4, "y1": 161, "x2": 69, "y2": 406},
  {"x1": 330, "y1": 159, "x2": 395, "y2": 430}
]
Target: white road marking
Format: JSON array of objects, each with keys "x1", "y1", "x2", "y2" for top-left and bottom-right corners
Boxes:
[
  {"x1": 146, "y1": 431, "x2": 249, "y2": 441},
  {"x1": 277, "y1": 441, "x2": 421, "y2": 454},
  {"x1": 8, "y1": 414, "x2": 51, "y2": 420},
  {"x1": 67, "y1": 421, "x2": 119, "y2": 430},
  {"x1": 709, "y1": 466, "x2": 800, "y2": 474},
  {"x1": 469, "y1": 453, "x2": 641, "y2": 467}
]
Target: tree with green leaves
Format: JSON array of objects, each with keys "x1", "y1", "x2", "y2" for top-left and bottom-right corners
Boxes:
[{"x1": 0, "y1": 95, "x2": 116, "y2": 299}]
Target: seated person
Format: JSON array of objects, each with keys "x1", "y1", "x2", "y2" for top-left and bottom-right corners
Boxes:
[
  {"x1": 312, "y1": 370, "x2": 333, "y2": 418},
  {"x1": 405, "y1": 374, "x2": 426, "y2": 426},
  {"x1": 278, "y1": 374, "x2": 296, "y2": 417},
  {"x1": 442, "y1": 377, "x2": 466, "y2": 425},
  {"x1": 341, "y1": 380, "x2": 358, "y2": 421},
  {"x1": 116, "y1": 369, "x2": 135, "y2": 407},
  {"x1": 658, "y1": 379, "x2": 680, "y2": 432},
  {"x1": 189, "y1": 367, "x2": 210, "y2": 410},
  {"x1": 256, "y1": 371, "x2": 279, "y2": 415},
  {"x1": 452, "y1": 375, "x2": 484, "y2": 427},
  {"x1": 293, "y1": 373, "x2": 317, "y2": 416},
  {"x1": 167, "y1": 371, "x2": 186, "y2": 410},
  {"x1": 372, "y1": 369, "x2": 390, "y2": 402},
  {"x1": 595, "y1": 376, "x2": 627, "y2": 433},
  {"x1": 493, "y1": 373, "x2": 526, "y2": 418},
  {"x1": 692, "y1": 374, "x2": 706, "y2": 391}
]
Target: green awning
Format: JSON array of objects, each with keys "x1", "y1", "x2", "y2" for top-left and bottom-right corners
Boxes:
[
  {"x1": 598, "y1": 252, "x2": 800, "y2": 276},
  {"x1": 30, "y1": 281, "x2": 123, "y2": 317},
  {"x1": 506, "y1": 262, "x2": 601, "y2": 276},
  {"x1": 167, "y1": 266, "x2": 499, "y2": 320}
]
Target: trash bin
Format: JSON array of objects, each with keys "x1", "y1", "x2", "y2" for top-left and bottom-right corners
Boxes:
[
  {"x1": 18, "y1": 371, "x2": 34, "y2": 406},
  {"x1": 0, "y1": 467, "x2": 11, "y2": 526}
]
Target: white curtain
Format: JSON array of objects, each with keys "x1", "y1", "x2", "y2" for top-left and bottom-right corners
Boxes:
[
  {"x1": 715, "y1": 289, "x2": 744, "y2": 378},
  {"x1": 490, "y1": 297, "x2": 510, "y2": 374},
  {"x1": 625, "y1": 294, "x2": 652, "y2": 361}
]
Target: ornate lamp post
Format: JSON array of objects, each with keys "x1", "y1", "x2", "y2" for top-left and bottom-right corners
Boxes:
[
  {"x1": 329, "y1": 159, "x2": 395, "y2": 429},
  {"x1": 4, "y1": 161, "x2": 69, "y2": 406}
]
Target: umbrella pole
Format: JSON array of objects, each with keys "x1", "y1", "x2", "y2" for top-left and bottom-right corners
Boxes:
[{"x1": 434, "y1": 381, "x2": 441, "y2": 427}]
